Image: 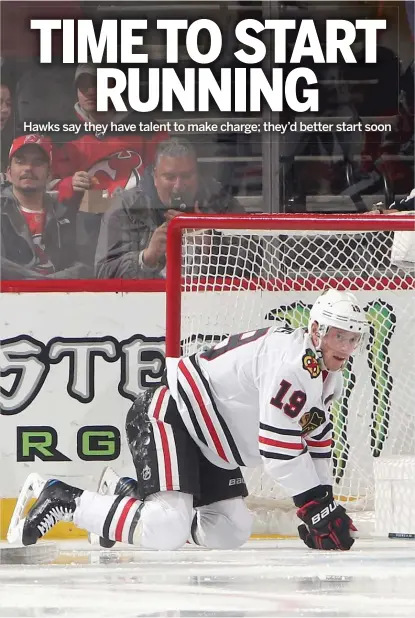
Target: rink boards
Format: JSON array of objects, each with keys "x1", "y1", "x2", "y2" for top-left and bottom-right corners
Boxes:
[{"x1": 1, "y1": 287, "x2": 414, "y2": 538}]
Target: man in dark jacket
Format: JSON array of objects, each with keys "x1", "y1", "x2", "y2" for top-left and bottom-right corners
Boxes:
[
  {"x1": 95, "y1": 138, "x2": 258, "y2": 280},
  {"x1": 1, "y1": 134, "x2": 88, "y2": 280}
]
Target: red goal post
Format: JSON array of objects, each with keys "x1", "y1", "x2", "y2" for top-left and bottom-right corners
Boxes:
[{"x1": 165, "y1": 213, "x2": 415, "y2": 536}]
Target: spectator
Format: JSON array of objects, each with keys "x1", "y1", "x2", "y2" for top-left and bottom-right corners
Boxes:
[
  {"x1": 95, "y1": 138, "x2": 255, "y2": 279},
  {"x1": 50, "y1": 64, "x2": 168, "y2": 201},
  {"x1": 371, "y1": 60, "x2": 414, "y2": 197},
  {"x1": 1, "y1": 80, "x2": 13, "y2": 174},
  {"x1": 1, "y1": 134, "x2": 89, "y2": 280}
]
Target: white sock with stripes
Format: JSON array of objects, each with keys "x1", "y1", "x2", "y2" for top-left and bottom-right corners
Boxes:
[
  {"x1": 74, "y1": 489, "x2": 194, "y2": 549},
  {"x1": 73, "y1": 491, "x2": 143, "y2": 543}
]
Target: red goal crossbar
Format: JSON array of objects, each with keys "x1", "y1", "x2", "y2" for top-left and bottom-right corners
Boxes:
[{"x1": 165, "y1": 213, "x2": 415, "y2": 357}]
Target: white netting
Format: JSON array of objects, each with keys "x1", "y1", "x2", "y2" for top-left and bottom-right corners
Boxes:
[{"x1": 172, "y1": 217, "x2": 415, "y2": 534}]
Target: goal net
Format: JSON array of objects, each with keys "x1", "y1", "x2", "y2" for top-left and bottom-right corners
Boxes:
[{"x1": 166, "y1": 213, "x2": 415, "y2": 536}]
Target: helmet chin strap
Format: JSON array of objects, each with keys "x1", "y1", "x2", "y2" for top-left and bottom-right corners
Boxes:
[{"x1": 312, "y1": 325, "x2": 327, "y2": 370}]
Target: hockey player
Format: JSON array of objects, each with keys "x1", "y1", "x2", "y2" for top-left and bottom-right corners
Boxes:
[{"x1": 17, "y1": 289, "x2": 368, "y2": 551}]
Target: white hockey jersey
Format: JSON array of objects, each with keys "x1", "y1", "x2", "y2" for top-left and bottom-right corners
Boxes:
[{"x1": 166, "y1": 326, "x2": 343, "y2": 497}]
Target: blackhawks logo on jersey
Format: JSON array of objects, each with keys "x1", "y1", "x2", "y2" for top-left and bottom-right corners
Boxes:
[
  {"x1": 302, "y1": 348, "x2": 321, "y2": 378},
  {"x1": 300, "y1": 407, "x2": 326, "y2": 434}
]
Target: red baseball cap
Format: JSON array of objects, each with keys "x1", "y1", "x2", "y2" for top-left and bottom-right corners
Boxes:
[{"x1": 9, "y1": 135, "x2": 52, "y2": 163}]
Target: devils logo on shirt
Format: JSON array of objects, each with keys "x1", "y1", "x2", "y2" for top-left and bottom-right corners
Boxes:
[
  {"x1": 88, "y1": 150, "x2": 143, "y2": 194},
  {"x1": 302, "y1": 348, "x2": 321, "y2": 379}
]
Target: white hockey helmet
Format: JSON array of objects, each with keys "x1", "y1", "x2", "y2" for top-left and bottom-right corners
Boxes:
[{"x1": 308, "y1": 289, "x2": 369, "y2": 355}]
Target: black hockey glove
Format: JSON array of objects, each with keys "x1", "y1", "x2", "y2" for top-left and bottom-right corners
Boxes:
[{"x1": 296, "y1": 493, "x2": 357, "y2": 551}]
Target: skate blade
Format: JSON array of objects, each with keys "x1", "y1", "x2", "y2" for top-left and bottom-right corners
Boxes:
[
  {"x1": 88, "y1": 466, "x2": 118, "y2": 546},
  {"x1": 7, "y1": 473, "x2": 46, "y2": 544},
  {"x1": 96, "y1": 466, "x2": 119, "y2": 494}
]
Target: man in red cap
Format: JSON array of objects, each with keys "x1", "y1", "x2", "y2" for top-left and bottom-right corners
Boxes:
[
  {"x1": 8, "y1": 134, "x2": 53, "y2": 195},
  {"x1": 1, "y1": 134, "x2": 88, "y2": 279}
]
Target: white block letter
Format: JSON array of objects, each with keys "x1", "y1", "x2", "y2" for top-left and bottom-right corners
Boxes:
[
  {"x1": 128, "y1": 68, "x2": 160, "y2": 112},
  {"x1": 62, "y1": 20, "x2": 75, "y2": 63},
  {"x1": 157, "y1": 20, "x2": 188, "y2": 63},
  {"x1": 162, "y1": 68, "x2": 195, "y2": 112},
  {"x1": 96, "y1": 68, "x2": 127, "y2": 112},
  {"x1": 198, "y1": 68, "x2": 231, "y2": 112},
  {"x1": 325, "y1": 20, "x2": 357, "y2": 63},
  {"x1": 356, "y1": 20, "x2": 386, "y2": 62},
  {"x1": 186, "y1": 19, "x2": 222, "y2": 64},
  {"x1": 78, "y1": 19, "x2": 118, "y2": 63},
  {"x1": 250, "y1": 68, "x2": 283, "y2": 112},
  {"x1": 285, "y1": 68, "x2": 318, "y2": 112},
  {"x1": 121, "y1": 20, "x2": 148, "y2": 63},
  {"x1": 30, "y1": 19, "x2": 62, "y2": 63},
  {"x1": 265, "y1": 19, "x2": 296, "y2": 63},
  {"x1": 290, "y1": 20, "x2": 325, "y2": 63},
  {"x1": 234, "y1": 19, "x2": 265, "y2": 64}
]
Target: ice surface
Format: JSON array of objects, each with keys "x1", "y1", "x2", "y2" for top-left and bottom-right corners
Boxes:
[{"x1": 1, "y1": 538, "x2": 415, "y2": 617}]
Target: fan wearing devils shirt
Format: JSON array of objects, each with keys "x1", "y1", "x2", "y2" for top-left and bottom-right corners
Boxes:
[
  {"x1": 49, "y1": 64, "x2": 169, "y2": 201},
  {"x1": 1, "y1": 134, "x2": 88, "y2": 280}
]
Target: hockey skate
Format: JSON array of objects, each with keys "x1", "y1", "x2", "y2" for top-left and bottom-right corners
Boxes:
[
  {"x1": 89, "y1": 466, "x2": 138, "y2": 548},
  {"x1": 8, "y1": 473, "x2": 47, "y2": 544},
  {"x1": 20, "y1": 479, "x2": 82, "y2": 546}
]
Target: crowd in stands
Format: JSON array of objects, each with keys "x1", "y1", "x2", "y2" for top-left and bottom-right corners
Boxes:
[{"x1": 0, "y1": 1, "x2": 414, "y2": 282}]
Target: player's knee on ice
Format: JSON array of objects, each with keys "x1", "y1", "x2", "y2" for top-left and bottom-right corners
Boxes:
[
  {"x1": 135, "y1": 491, "x2": 193, "y2": 550},
  {"x1": 193, "y1": 498, "x2": 253, "y2": 549}
]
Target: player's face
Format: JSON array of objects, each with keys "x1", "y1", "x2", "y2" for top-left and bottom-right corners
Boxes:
[{"x1": 320, "y1": 327, "x2": 362, "y2": 372}]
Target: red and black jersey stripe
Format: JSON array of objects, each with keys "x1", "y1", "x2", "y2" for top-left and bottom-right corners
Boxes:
[{"x1": 177, "y1": 355, "x2": 245, "y2": 467}]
